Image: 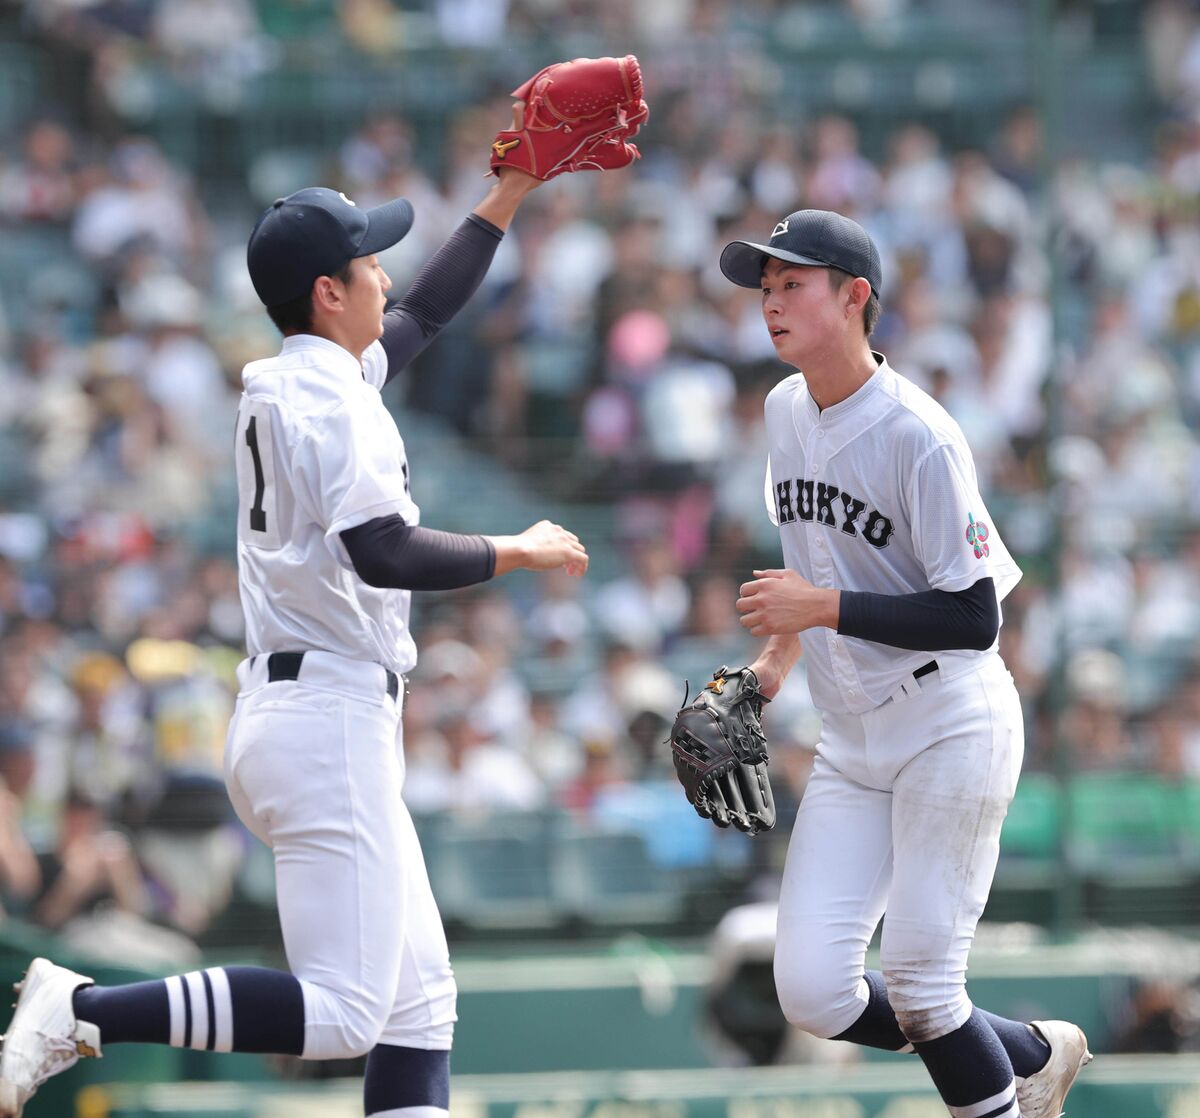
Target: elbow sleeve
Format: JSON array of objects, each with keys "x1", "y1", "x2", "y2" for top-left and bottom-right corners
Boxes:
[
  {"x1": 971, "y1": 581, "x2": 1001, "y2": 650},
  {"x1": 837, "y1": 577, "x2": 999, "y2": 653},
  {"x1": 341, "y1": 515, "x2": 496, "y2": 591}
]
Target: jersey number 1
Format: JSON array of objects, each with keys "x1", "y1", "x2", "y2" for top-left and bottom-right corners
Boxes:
[
  {"x1": 237, "y1": 404, "x2": 282, "y2": 549},
  {"x1": 245, "y1": 416, "x2": 267, "y2": 533}
]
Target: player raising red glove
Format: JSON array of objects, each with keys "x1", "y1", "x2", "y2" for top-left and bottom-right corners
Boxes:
[{"x1": 489, "y1": 54, "x2": 648, "y2": 181}]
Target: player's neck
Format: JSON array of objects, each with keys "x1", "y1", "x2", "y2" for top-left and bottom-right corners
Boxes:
[
  {"x1": 800, "y1": 344, "x2": 879, "y2": 411},
  {"x1": 304, "y1": 320, "x2": 371, "y2": 367}
]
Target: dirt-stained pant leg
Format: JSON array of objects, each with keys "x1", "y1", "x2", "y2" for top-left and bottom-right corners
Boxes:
[{"x1": 878, "y1": 657, "x2": 1024, "y2": 1043}]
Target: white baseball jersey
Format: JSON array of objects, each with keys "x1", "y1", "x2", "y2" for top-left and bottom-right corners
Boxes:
[
  {"x1": 234, "y1": 333, "x2": 420, "y2": 674},
  {"x1": 763, "y1": 353, "x2": 1021, "y2": 715}
]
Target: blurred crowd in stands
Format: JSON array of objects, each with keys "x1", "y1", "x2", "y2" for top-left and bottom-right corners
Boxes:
[{"x1": 1, "y1": 0, "x2": 1200, "y2": 947}]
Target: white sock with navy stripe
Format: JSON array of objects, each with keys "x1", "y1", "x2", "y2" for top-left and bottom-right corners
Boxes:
[{"x1": 73, "y1": 965, "x2": 305, "y2": 1055}]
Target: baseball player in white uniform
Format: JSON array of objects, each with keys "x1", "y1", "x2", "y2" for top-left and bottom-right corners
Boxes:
[
  {"x1": 0, "y1": 129, "x2": 588, "y2": 1116},
  {"x1": 720, "y1": 211, "x2": 1092, "y2": 1118}
]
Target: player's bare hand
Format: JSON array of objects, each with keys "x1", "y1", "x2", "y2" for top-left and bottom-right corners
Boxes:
[
  {"x1": 519, "y1": 520, "x2": 588, "y2": 575},
  {"x1": 736, "y1": 569, "x2": 839, "y2": 636}
]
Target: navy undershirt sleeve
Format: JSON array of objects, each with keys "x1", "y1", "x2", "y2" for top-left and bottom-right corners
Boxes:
[
  {"x1": 836, "y1": 577, "x2": 999, "y2": 652},
  {"x1": 341, "y1": 514, "x2": 496, "y2": 591},
  {"x1": 380, "y1": 214, "x2": 503, "y2": 384}
]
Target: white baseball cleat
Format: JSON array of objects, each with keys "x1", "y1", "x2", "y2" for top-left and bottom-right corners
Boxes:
[
  {"x1": 1016, "y1": 1019, "x2": 1093, "y2": 1118},
  {"x1": 0, "y1": 958, "x2": 102, "y2": 1117}
]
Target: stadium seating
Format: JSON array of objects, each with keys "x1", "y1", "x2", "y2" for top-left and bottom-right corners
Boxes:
[
  {"x1": 436, "y1": 816, "x2": 560, "y2": 933},
  {"x1": 553, "y1": 826, "x2": 687, "y2": 928},
  {"x1": 1000, "y1": 772, "x2": 1062, "y2": 862},
  {"x1": 428, "y1": 813, "x2": 692, "y2": 936},
  {"x1": 204, "y1": 774, "x2": 1200, "y2": 948},
  {"x1": 1065, "y1": 773, "x2": 1200, "y2": 924},
  {"x1": 1066, "y1": 774, "x2": 1185, "y2": 868},
  {"x1": 989, "y1": 773, "x2": 1200, "y2": 925}
]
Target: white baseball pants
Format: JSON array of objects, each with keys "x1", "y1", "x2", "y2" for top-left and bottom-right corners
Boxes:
[
  {"x1": 774, "y1": 654, "x2": 1023, "y2": 1044},
  {"x1": 225, "y1": 651, "x2": 456, "y2": 1059}
]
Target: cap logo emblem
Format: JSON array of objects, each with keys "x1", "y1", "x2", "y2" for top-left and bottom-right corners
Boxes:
[
  {"x1": 771, "y1": 218, "x2": 789, "y2": 238},
  {"x1": 338, "y1": 192, "x2": 357, "y2": 207}
]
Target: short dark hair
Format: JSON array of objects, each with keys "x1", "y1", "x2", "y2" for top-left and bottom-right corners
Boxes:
[
  {"x1": 828, "y1": 267, "x2": 880, "y2": 338},
  {"x1": 265, "y1": 259, "x2": 355, "y2": 336}
]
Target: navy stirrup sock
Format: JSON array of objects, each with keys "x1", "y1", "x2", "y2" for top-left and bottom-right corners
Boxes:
[
  {"x1": 72, "y1": 980, "x2": 169, "y2": 1046},
  {"x1": 364, "y1": 1044, "x2": 450, "y2": 1117},
  {"x1": 981, "y1": 1010, "x2": 1050, "y2": 1077},
  {"x1": 833, "y1": 971, "x2": 913, "y2": 1051},
  {"x1": 913, "y1": 1009, "x2": 1018, "y2": 1118},
  {"x1": 832, "y1": 971, "x2": 1050, "y2": 1076},
  {"x1": 73, "y1": 966, "x2": 305, "y2": 1055}
]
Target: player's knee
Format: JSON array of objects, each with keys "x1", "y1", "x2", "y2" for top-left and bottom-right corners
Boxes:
[
  {"x1": 325, "y1": 1003, "x2": 390, "y2": 1059},
  {"x1": 880, "y1": 962, "x2": 970, "y2": 1044},
  {"x1": 773, "y1": 949, "x2": 861, "y2": 1038}
]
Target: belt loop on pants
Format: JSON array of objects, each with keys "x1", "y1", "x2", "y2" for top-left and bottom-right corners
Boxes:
[
  {"x1": 245, "y1": 650, "x2": 401, "y2": 703},
  {"x1": 887, "y1": 659, "x2": 939, "y2": 704}
]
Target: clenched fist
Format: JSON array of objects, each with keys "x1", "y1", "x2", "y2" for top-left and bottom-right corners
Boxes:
[{"x1": 736, "y1": 569, "x2": 839, "y2": 637}]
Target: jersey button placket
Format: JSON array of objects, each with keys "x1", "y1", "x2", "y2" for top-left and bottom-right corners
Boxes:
[
  {"x1": 809, "y1": 425, "x2": 823, "y2": 475},
  {"x1": 828, "y1": 632, "x2": 858, "y2": 696},
  {"x1": 811, "y1": 528, "x2": 831, "y2": 586}
]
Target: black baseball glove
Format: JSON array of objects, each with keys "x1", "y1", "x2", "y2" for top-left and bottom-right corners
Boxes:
[{"x1": 670, "y1": 665, "x2": 776, "y2": 835}]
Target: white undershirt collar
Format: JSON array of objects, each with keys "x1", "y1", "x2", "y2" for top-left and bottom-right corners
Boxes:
[{"x1": 280, "y1": 333, "x2": 364, "y2": 379}]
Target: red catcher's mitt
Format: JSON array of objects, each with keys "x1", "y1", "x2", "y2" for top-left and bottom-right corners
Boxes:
[{"x1": 489, "y1": 54, "x2": 649, "y2": 181}]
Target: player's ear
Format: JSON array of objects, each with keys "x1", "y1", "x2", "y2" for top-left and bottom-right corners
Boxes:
[
  {"x1": 311, "y1": 275, "x2": 343, "y2": 316},
  {"x1": 846, "y1": 276, "x2": 871, "y2": 319}
]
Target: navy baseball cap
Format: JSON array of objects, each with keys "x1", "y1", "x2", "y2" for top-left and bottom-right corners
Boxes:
[
  {"x1": 720, "y1": 209, "x2": 882, "y2": 297},
  {"x1": 246, "y1": 187, "x2": 414, "y2": 306}
]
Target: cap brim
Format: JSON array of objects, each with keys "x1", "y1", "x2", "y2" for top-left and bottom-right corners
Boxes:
[
  {"x1": 358, "y1": 196, "x2": 415, "y2": 256},
  {"x1": 719, "y1": 240, "x2": 831, "y2": 288}
]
